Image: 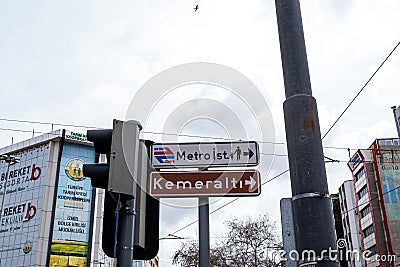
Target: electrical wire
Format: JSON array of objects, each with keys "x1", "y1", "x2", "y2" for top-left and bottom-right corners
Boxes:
[
  {"x1": 166, "y1": 169, "x2": 290, "y2": 238},
  {"x1": 341, "y1": 184, "x2": 400, "y2": 216},
  {"x1": 0, "y1": 127, "x2": 36, "y2": 134},
  {"x1": 1, "y1": 40, "x2": 399, "y2": 258},
  {"x1": 321, "y1": 41, "x2": 400, "y2": 140},
  {"x1": 167, "y1": 170, "x2": 399, "y2": 240},
  {"x1": 0, "y1": 121, "x2": 287, "y2": 146},
  {"x1": 1, "y1": 123, "x2": 386, "y2": 153},
  {"x1": 2, "y1": 118, "x2": 398, "y2": 153},
  {"x1": 0, "y1": 118, "x2": 97, "y2": 129}
]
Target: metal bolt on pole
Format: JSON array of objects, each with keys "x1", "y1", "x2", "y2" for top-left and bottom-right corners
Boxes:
[{"x1": 275, "y1": 0, "x2": 339, "y2": 266}]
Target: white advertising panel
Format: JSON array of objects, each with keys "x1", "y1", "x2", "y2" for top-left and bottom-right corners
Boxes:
[
  {"x1": 0, "y1": 143, "x2": 49, "y2": 267},
  {"x1": 49, "y1": 142, "x2": 95, "y2": 267}
]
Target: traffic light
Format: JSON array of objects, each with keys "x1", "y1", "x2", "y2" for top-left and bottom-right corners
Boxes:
[
  {"x1": 83, "y1": 119, "x2": 142, "y2": 195},
  {"x1": 132, "y1": 140, "x2": 160, "y2": 260},
  {"x1": 83, "y1": 119, "x2": 143, "y2": 258}
]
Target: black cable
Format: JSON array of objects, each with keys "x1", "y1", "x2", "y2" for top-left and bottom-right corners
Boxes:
[
  {"x1": 341, "y1": 184, "x2": 400, "y2": 216},
  {"x1": 0, "y1": 127, "x2": 35, "y2": 133},
  {"x1": 322, "y1": 41, "x2": 400, "y2": 140},
  {"x1": 0, "y1": 124, "x2": 379, "y2": 152},
  {"x1": 167, "y1": 169, "x2": 290, "y2": 237},
  {"x1": 2, "y1": 118, "x2": 397, "y2": 152}
]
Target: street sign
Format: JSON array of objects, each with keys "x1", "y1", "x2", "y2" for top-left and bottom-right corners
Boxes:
[
  {"x1": 151, "y1": 141, "x2": 259, "y2": 168},
  {"x1": 149, "y1": 170, "x2": 261, "y2": 197}
]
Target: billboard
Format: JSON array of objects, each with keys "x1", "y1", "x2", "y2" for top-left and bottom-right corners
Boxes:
[
  {"x1": 348, "y1": 150, "x2": 363, "y2": 171},
  {"x1": 377, "y1": 149, "x2": 400, "y2": 254},
  {"x1": 0, "y1": 143, "x2": 50, "y2": 267},
  {"x1": 49, "y1": 142, "x2": 95, "y2": 267}
]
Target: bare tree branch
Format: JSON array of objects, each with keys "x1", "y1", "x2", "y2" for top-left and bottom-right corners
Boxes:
[{"x1": 172, "y1": 212, "x2": 281, "y2": 267}]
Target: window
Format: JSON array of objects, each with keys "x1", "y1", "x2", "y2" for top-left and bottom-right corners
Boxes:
[
  {"x1": 360, "y1": 205, "x2": 371, "y2": 218},
  {"x1": 355, "y1": 168, "x2": 365, "y2": 182},
  {"x1": 358, "y1": 186, "x2": 368, "y2": 199},
  {"x1": 363, "y1": 225, "x2": 374, "y2": 237},
  {"x1": 378, "y1": 139, "x2": 393, "y2": 146},
  {"x1": 367, "y1": 245, "x2": 377, "y2": 256}
]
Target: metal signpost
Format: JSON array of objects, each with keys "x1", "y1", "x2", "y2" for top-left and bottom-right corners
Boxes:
[{"x1": 150, "y1": 141, "x2": 260, "y2": 267}]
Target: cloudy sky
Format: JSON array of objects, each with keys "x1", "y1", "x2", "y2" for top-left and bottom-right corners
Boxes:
[{"x1": 1, "y1": 0, "x2": 400, "y2": 266}]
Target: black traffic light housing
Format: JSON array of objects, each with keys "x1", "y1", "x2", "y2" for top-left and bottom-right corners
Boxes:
[
  {"x1": 102, "y1": 192, "x2": 119, "y2": 258},
  {"x1": 84, "y1": 120, "x2": 142, "y2": 196},
  {"x1": 82, "y1": 120, "x2": 159, "y2": 260},
  {"x1": 82, "y1": 127, "x2": 118, "y2": 258},
  {"x1": 132, "y1": 193, "x2": 159, "y2": 260},
  {"x1": 82, "y1": 120, "x2": 142, "y2": 258},
  {"x1": 83, "y1": 129, "x2": 112, "y2": 189}
]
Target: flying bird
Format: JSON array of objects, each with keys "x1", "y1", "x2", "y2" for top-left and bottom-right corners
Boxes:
[{"x1": 194, "y1": 4, "x2": 199, "y2": 12}]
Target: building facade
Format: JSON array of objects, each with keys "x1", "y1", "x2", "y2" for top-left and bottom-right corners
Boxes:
[
  {"x1": 332, "y1": 193, "x2": 349, "y2": 267},
  {"x1": 0, "y1": 131, "x2": 158, "y2": 267},
  {"x1": 338, "y1": 180, "x2": 363, "y2": 267},
  {"x1": 347, "y1": 138, "x2": 400, "y2": 267}
]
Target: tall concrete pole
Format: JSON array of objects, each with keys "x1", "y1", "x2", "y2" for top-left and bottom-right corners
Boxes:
[{"x1": 275, "y1": 1, "x2": 339, "y2": 266}]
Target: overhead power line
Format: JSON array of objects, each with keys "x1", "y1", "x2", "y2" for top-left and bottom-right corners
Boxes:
[
  {"x1": 0, "y1": 122, "x2": 375, "y2": 151},
  {"x1": 341, "y1": 184, "x2": 400, "y2": 216},
  {"x1": 161, "y1": 50, "x2": 400, "y2": 237},
  {"x1": 0, "y1": 119, "x2": 287, "y2": 145},
  {"x1": 322, "y1": 41, "x2": 400, "y2": 140},
  {"x1": 0, "y1": 118, "x2": 98, "y2": 129},
  {"x1": 166, "y1": 169, "x2": 290, "y2": 237}
]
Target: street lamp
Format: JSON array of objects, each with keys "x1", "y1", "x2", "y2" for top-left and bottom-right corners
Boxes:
[{"x1": 0, "y1": 154, "x2": 21, "y2": 220}]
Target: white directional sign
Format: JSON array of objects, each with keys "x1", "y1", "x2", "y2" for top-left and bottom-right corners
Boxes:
[
  {"x1": 151, "y1": 141, "x2": 259, "y2": 168},
  {"x1": 149, "y1": 170, "x2": 261, "y2": 197}
]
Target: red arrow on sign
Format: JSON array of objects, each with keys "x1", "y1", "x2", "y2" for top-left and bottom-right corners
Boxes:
[{"x1": 149, "y1": 170, "x2": 261, "y2": 198}]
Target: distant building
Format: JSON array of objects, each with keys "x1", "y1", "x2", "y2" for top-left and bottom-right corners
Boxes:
[
  {"x1": 347, "y1": 138, "x2": 400, "y2": 267},
  {"x1": 134, "y1": 256, "x2": 159, "y2": 267},
  {"x1": 338, "y1": 181, "x2": 363, "y2": 267},
  {"x1": 331, "y1": 193, "x2": 349, "y2": 267},
  {"x1": 146, "y1": 256, "x2": 159, "y2": 267}
]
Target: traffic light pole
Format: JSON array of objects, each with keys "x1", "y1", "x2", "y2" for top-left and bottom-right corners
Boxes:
[
  {"x1": 117, "y1": 196, "x2": 135, "y2": 267},
  {"x1": 275, "y1": 0, "x2": 339, "y2": 266}
]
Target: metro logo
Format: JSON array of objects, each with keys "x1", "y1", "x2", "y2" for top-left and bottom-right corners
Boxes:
[{"x1": 153, "y1": 146, "x2": 175, "y2": 163}]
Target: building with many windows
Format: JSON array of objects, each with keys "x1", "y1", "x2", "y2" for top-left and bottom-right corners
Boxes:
[
  {"x1": 347, "y1": 138, "x2": 400, "y2": 267},
  {"x1": 331, "y1": 193, "x2": 350, "y2": 267},
  {"x1": 338, "y1": 180, "x2": 363, "y2": 267}
]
